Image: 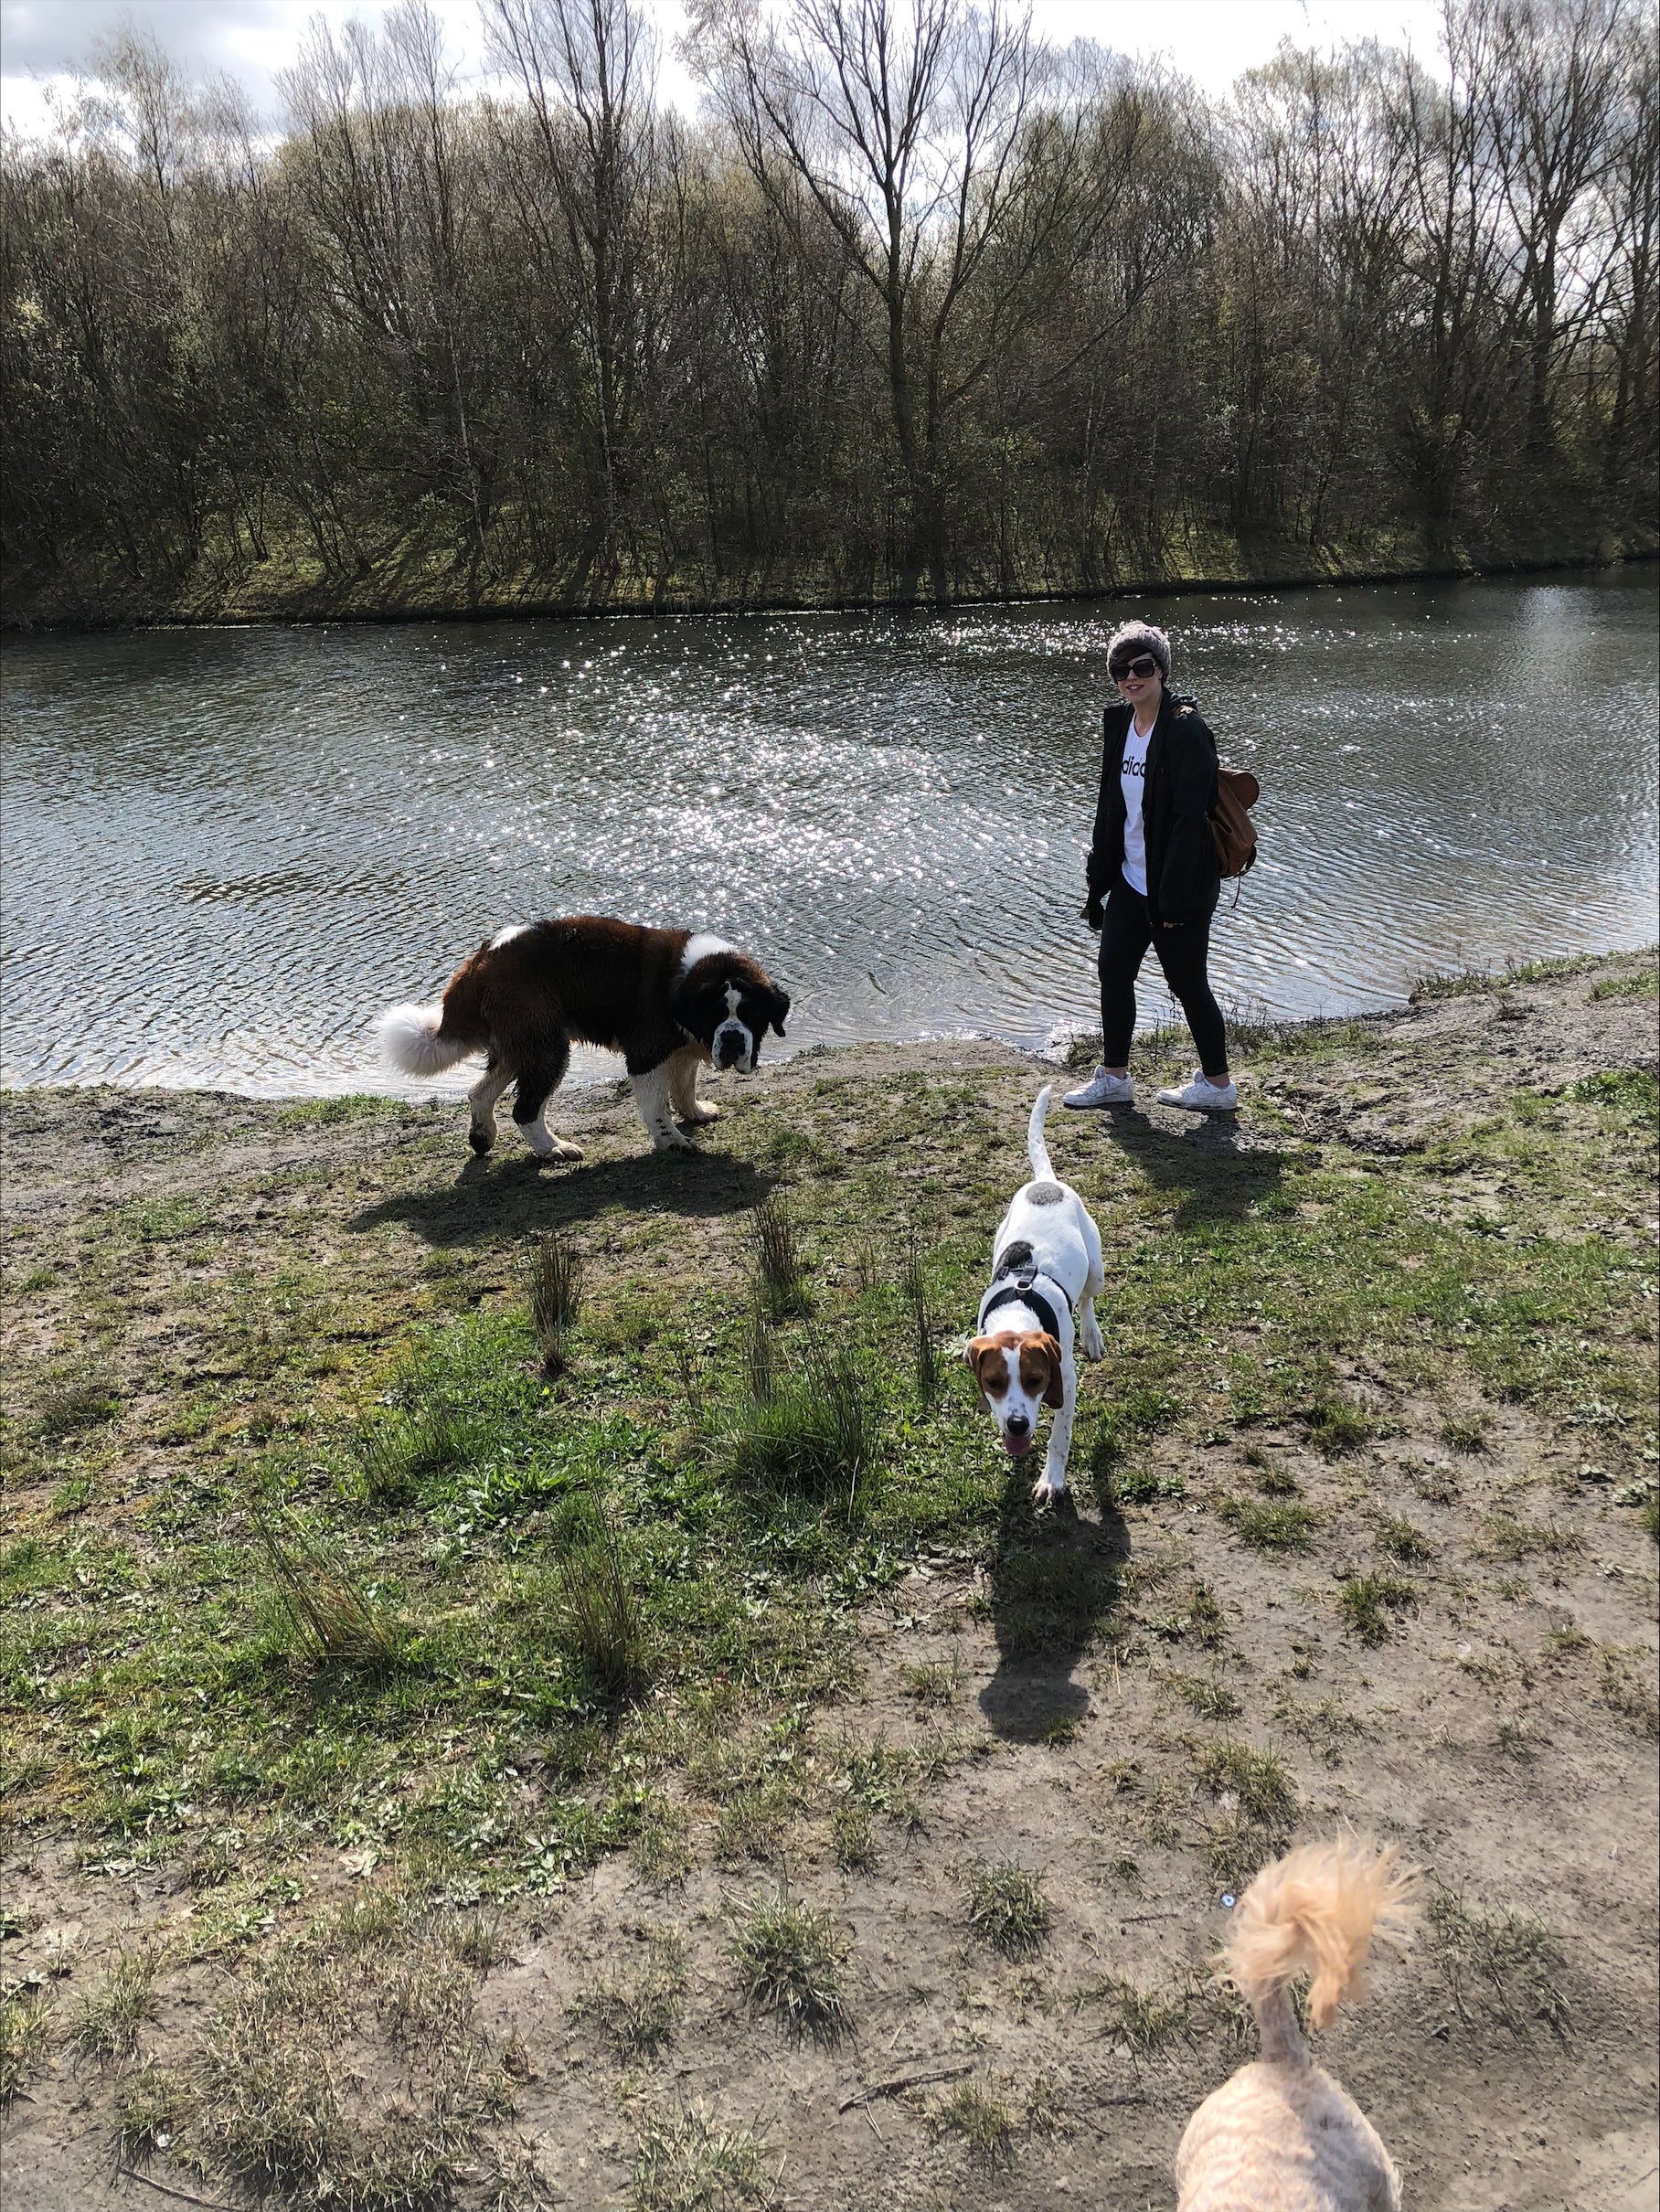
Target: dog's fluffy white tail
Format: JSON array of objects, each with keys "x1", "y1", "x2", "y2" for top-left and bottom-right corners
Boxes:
[
  {"x1": 1027, "y1": 1084, "x2": 1054, "y2": 1181},
  {"x1": 1224, "y1": 1835, "x2": 1415, "y2": 2065},
  {"x1": 378, "y1": 1002, "x2": 469, "y2": 1079}
]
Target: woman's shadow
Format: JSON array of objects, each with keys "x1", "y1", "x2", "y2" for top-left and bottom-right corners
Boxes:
[{"x1": 977, "y1": 1442, "x2": 1130, "y2": 1741}]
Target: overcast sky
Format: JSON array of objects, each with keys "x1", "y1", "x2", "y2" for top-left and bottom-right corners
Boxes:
[{"x1": 1, "y1": 0, "x2": 1451, "y2": 137}]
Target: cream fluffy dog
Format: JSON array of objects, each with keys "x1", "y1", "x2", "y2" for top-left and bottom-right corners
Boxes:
[{"x1": 1176, "y1": 1835, "x2": 1416, "y2": 2212}]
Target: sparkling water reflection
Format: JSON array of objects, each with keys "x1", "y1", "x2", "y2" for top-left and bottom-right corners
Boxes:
[{"x1": 2, "y1": 568, "x2": 1655, "y2": 1096}]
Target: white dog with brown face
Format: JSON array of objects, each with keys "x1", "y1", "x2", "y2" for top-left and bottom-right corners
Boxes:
[{"x1": 966, "y1": 1086, "x2": 1106, "y2": 1504}]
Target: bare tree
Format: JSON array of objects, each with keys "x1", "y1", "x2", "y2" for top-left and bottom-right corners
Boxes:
[{"x1": 484, "y1": 0, "x2": 660, "y2": 587}]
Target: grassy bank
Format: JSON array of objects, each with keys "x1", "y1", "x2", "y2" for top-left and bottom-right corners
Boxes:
[
  {"x1": 2, "y1": 951, "x2": 1656, "y2": 2209},
  {"x1": 5, "y1": 531, "x2": 1655, "y2": 630}
]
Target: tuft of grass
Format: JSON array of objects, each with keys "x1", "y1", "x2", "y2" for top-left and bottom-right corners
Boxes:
[
  {"x1": 1272, "y1": 1695, "x2": 1364, "y2": 1766},
  {"x1": 714, "y1": 1781, "x2": 796, "y2": 1865},
  {"x1": 1375, "y1": 1515, "x2": 1433, "y2": 1563},
  {"x1": 900, "y1": 1658, "x2": 958, "y2": 1707},
  {"x1": 1150, "y1": 1581, "x2": 1229, "y2": 1649},
  {"x1": 743, "y1": 1296, "x2": 779, "y2": 1405},
  {"x1": 350, "y1": 1401, "x2": 467, "y2": 1505},
  {"x1": 1428, "y1": 1888, "x2": 1570, "y2": 2038},
  {"x1": 1, "y1": 1990, "x2": 55, "y2": 2103},
  {"x1": 727, "y1": 1895, "x2": 849, "y2": 2042},
  {"x1": 631, "y1": 1796, "x2": 695, "y2": 1884},
  {"x1": 1168, "y1": 1672, "x2": 1242, "y2": 1721},
  {"x1": 1482, "y1": 1515, "x2": 1585, "y2": 1563},
  {"x1": 963, "y1": 1859, "x2": 1051, "y2": 1958},
  {"x1": 1193, "y1": 1739, "x2": 1299, "y2": 1829},
  {"x1": 581, "y1": 1930, "x2": 689, "y2": 2058},
  {"x1": 1441, "y1": 1410, "x2": 1492, "y2": 1454},
  {"x1": 1304, "y1": 1394, "x2": 1373, "y2": 1457},
  {"x1": 717, "y1": 1338, "x2": 877, "y2": 1512},
  {"x1": 1587, "y1": 970, "x2": 1656, "y2": 1002},
  {"x1": 931, "y1": 2080, "x2": 1015, "y2": 2164},
  {"x1": 554, "y1": 1504, "x2": 651, "y2": 1700},
  {"x1": 829, "y1": 1799, "x2": 876, "y2": 1870},
  {"x1": 902, "y1": 1237, "x2": 939, "y2": 1408},
  {"x1": 1338, "y1": 1571, "x2": 1418, "y2": 1643},
  {"x1": 114, "y1": 2061, "x2": 190, "y2": 2165},
  {"x1": 527, "y1": 1230, "x2": 584, "y2": 1376},
  {"x1": 69, "y1": 1944, "x2": 162, "y2": 2066},
  {"x1": 254, "y1": 1512, "x2": 400, "y2": 1672},
  {"x1": 632, "y1": 2102, "x2": 777, "y2": 2212},
  {"x1": 36, "y1": 1377, "x2": 120, "y2": 1443},
  {"x1": 1091, "y1": 1973, "x2": 1193, "y2": 2053},
  {"x1": 1219, "y1": 1497, "x2": 1317, "y2": 1551},
  {"x1": 750, "y1": 1197, "x2": 809, "y2": 1320},
  {"x1": 1570, "y1": 1068, "x2": 1659, "y2": 1111}
]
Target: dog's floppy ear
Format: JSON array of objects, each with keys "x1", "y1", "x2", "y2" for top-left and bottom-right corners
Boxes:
[
  {"x1": 1035, "y1": 1333, "x2": 1065, "y2": 1408},
  {"x1": 769, "y1": 990, "x2": 791, "y2": 1038},
  {"x1": 964, "y1": 1335, "x2": 998, "y2": 1392}
]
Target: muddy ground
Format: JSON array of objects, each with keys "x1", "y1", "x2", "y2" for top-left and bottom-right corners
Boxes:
[{"x1": 2, "y1": 951, "x2": 1657, "y2": 2211}]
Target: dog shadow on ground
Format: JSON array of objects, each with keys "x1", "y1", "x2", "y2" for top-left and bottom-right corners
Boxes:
[
  {"x1": 977, "y1": 1453, "x2": 1131, "y2": 1743},
  {"x1": 349, "y1": 1143, "x2": 776, "y2": 1249},
  {"x1": 1088, "y1": 1106, "x2": 1286, "y2": 1228}
]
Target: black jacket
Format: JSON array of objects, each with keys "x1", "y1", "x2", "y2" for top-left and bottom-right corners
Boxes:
[{"x1": 1088, "y1": 692, "x2": 1220, "y2": 927}]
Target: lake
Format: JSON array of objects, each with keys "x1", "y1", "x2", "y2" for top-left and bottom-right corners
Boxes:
[{"x1": 2, "y1": 567, "x2": 1655, "y2": 1097}]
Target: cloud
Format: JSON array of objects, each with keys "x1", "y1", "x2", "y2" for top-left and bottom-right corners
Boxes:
[{"x1": 0, "y1": 0, "x2": 291, "y2": 78}]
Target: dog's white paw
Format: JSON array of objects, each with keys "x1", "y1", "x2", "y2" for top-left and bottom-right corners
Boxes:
[
  {"x1": 653, "y1": 1125, "x2": 697, "y2": 1152},
  {"x1": 1031, "y1": 1475, "x2": 1068, "y2": 1508},
  {"x1": 1081, "y1": 1324, "x2": 1104, "y2": 1362},
  {"x1": 547, "y1": 1135, "x2": 584, "y2": 1161},
  {"x1": 518, "y1": 1122, "x2": 556, "y2": 1158}
]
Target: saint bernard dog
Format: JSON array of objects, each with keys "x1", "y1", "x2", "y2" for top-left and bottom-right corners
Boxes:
[{"x1": 378, "y1": 917, "x2": 791, "y2": 1161}]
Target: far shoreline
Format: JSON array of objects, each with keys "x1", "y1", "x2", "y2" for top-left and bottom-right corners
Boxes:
[{"x1": 4, "y1": 548, "x2": 1655, "y2": 637}]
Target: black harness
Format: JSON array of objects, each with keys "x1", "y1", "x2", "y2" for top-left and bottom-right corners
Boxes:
[{"x1": 978, "y1": 1248, "x2": 1067, "y2": 1342}]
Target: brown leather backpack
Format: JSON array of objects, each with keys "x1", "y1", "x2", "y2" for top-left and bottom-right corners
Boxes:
[{"x1": 1210, "y1": 766, "x2": 1260, "y2": 879}]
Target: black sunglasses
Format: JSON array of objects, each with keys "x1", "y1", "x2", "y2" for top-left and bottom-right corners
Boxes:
[{"x1": 1110, "y1": 654, "x2": 1160, "y2": 681}]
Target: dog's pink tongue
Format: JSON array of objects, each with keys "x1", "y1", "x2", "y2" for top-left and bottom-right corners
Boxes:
[{"x1": 1004, "y1": 1435, "x2": 1035, "y2": 1458}]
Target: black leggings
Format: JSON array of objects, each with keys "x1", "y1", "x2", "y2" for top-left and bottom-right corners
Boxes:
[{"x1": 1098, "y1": 872, "x2": 1228, "y2": 1079}]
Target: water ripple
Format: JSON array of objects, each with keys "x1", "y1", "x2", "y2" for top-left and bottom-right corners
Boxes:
[{"x1": 2, "y1": 569, "x2": 1655, "y2": 1095}]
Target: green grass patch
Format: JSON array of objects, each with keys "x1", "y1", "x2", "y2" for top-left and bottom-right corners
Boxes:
[
  {"x1": 1338, "y1": 1571, "x2": 1419, "y2": 1643},
  {"x1": 962, "y1": 1858, "x2": 1051, "y2": 1958},
  {"x1": 727, "y1": 1894, "x2": 849, "y2": 2041}
]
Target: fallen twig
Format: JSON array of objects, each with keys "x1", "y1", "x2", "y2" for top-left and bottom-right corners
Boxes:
[
  {"x1": 838, "y1": 2059, "x2": 974, "y2": 2112},
  {"x1": 117, "y1": 2169, "x2": 239, "y2": 2212}
]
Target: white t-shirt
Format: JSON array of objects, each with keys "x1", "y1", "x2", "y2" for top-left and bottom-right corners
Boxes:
[{"x1": 1121, "y1": 718, "x2": 1155, "y2": 895}]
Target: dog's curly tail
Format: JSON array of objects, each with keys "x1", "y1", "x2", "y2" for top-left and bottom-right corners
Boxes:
[
  {"x1": 1223, "y1": 1835, "x2": 1416, "y2": 2065},
  {"x1": 1027, "y1": 1084, "x2": 1054, "y2": 1181}
]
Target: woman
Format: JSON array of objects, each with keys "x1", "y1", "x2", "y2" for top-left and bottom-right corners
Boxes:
[{"x1": 1064, "y1": 619, "x2": 1237, "y2": 1113}]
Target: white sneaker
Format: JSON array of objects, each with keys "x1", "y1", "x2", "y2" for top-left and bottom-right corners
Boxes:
[
  {"x1": 1156, "y1": 1071, "x2": 1238, "y2": 1113},
  {"x1": 1063, "y1": 1066, "x2": 1134, "y2": 1110}
]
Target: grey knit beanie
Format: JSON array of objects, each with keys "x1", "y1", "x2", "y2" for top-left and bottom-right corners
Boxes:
[{"x1": 1105, "y1": 620, "x2": 1172, "y2": 681}]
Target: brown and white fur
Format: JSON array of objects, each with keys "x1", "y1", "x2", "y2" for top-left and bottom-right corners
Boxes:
[
  {"x1": 1176, "y1": 1835, "x2": 1417, "y2": 2212},
  {"x1": 965, "y1": 1086, "x2": 1105, "y2": 1505},
  {"x1": 378, "y1": 918, "x2": 790, "y2": 1160}
]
